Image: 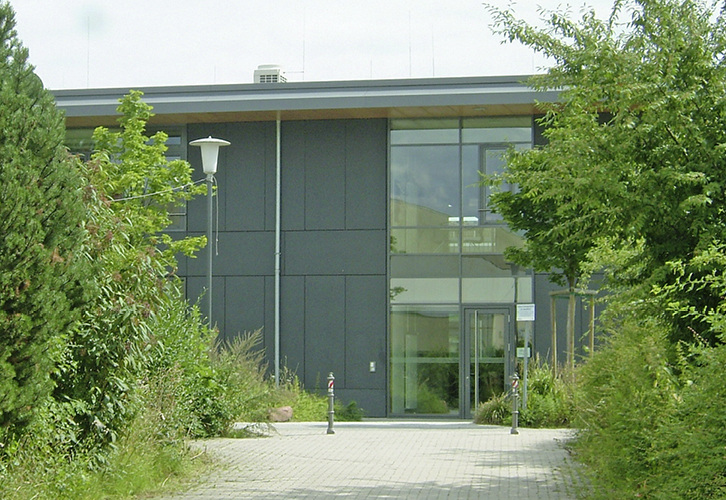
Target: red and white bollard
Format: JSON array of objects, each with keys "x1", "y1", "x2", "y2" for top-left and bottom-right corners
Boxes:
[
  {"x1": 327, "y1": 372, "x2": 335, "y2": 435},
  {"x1": 511, "y1": 373, "x2": 520, "y2": 435}
]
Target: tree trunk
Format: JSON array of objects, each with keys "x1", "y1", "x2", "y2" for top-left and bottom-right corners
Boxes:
[{"x1": 567, "y1": 286, "x2": 576, "y2": 376}]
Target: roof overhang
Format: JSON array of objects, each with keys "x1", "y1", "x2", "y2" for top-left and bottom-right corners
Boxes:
[{"x1": 53, "y1": 75, "x2": 560, "y2": 128}]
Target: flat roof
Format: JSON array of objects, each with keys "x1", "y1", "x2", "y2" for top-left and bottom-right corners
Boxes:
[{"x1": 53, "y1": 75, "x2": 559, "y2": 127}]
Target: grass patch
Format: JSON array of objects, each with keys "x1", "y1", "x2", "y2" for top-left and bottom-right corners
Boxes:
[{"x1": 0, "y1": 414, "x2": 212, "y2": 500}]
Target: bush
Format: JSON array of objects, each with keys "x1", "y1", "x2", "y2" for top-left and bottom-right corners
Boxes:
[
  {"x1": 0, "y1": 394, "x2": 202, "y2": 500},
  {"x1": 474, "y1": 392, "x2": 510, "y2": 425},
  {"x1": 336, "y1": 400, "x2": 365, "y2": 421},
  {"x1": 659, "y1": 343, "x2": 726, "y2": 499},
  {"x1": 520, "y1": 357, "x2": 575, "y2": 428},
  {"x1": 206, "y1": 330, "x2": 271, "y2": 429},
  {"x1": 572, "y1": 316, "x2": 679, "y2": 499},
  {"x1": 474, "y1": 358, "x2": 575, "y2": 428}
]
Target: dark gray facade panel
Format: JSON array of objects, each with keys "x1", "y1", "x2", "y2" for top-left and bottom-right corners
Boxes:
[
  {"x1": 345, "y1": 120, "x2": 388, "y2": 230},
  {"x1": 283, "y1": 230, "x2": 386, "y2": 276},
  {"x1": 304, "y1": 276, "x2": 346, "y2": 390},
  {"x1": 224, "y1": 276, "x2": 266, "y2": 343},
  {"x1": 186, "y1": 276, "x2": 226, "y2": 335},
  {"x1": 188, "y1": 122, "x2": 276, "y2": 233},
  {"x1": 263, "y1": 276, "x2": 276, "y2": 361},
  {"x1": 304, "y1": 121, "x2": 347, "y2": 230},
  {"x1": 184, "y1": 117, "x2": 388, "y2": 414},
  {"x1": 185, "y1": 232, "x2": 275, "y2": 277},
  {"x1": 223, "y1": 122, "x2": 275, "y2": 232},
  {"x1": 280, "y1": 121, "x2": 307, "y2": 231},
  {"x1": 344, "y1": 276, "x2": 387, "y2": 392},
  {"x1": 280, "y1": 275, "x2": 306, "y2": 377}
]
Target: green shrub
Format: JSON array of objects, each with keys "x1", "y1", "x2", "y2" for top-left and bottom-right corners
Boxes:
[
  {"x1": 664, "y1": 343, "x2": 726, "y2": 498},
  {"x1": 474, "y1": 392, "x2": 510, "y2": 425},
  {"x1": 520, "y1": 357, "x2": 575, "y2": 428},
  {"x1": 572, "y1": 316, "x2": 679, "y2": 499},
  {"x1": 335, "y1": 400, "x2": 365, "y2": 421},
  {"x1": 261, "y1": 368, "x2": 327, "y2": 422},
  {"x1": 0, "y1": 396, "x2": 205, "y2": 500}
]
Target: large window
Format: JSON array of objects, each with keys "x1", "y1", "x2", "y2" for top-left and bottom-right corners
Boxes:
[
  {"x1": 389, "y1": 117, "x2": 533, "y2": 416},
  {"x1": 390, "y1": 305, "x2": 460, "y2": 415},
  {"x1": 390, "y1": 118, "x2": 531, "y2": 258}
]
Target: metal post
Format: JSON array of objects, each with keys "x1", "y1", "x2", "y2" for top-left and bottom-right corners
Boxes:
[
  {"x1": 206, "y1": 173, "x2": 214, "y2": 331},
  {"x1": 511, "y1": 373, "x2": 519, "y2": 435},
  {"x1": 523, "y1": 328, "x2": 530, "y2": 408},
  {"x1": 327, "y1": 372, "x2": 335, "y2": 435},
  {"x1": 274, "y1": 113, "x2": 281, "y2": 386}
]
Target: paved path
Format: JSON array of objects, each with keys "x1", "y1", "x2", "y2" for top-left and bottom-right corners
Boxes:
[{"x1": 158, "y1": 420, "x2": 582, "y2": 499}]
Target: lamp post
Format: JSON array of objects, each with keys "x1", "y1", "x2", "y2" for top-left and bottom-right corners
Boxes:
[{"x1": 189, "y1": 136, "x2": 230, "y2": 331}]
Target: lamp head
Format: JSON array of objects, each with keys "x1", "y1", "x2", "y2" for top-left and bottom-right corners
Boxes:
[{"x1": 189, "y1": 136, "x2": 231, "y2": 174}]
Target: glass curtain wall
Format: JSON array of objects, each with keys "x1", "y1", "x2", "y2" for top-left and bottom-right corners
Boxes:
[{"x1": 389, "y1": 117, "x2": 533, "y2": 416}]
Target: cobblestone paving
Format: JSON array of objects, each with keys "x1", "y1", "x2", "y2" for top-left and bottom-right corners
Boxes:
[{"x1": 156, "y1": 421, "x2": 581, "y2": 500}]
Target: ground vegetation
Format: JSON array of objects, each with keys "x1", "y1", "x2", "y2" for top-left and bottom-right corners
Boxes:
[
  {"x1": 485, "y1": 0, "x2": 726, "y2": 496},
  {"x1": 0, "y1": 3, "x2": 352, "y2": 498}
]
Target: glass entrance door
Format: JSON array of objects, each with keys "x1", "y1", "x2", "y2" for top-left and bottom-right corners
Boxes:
[
  {"x1": 463, "y1": 308, "x2": 513, "y2": 418},
  {"x1": 390, "y1": 306, "x2": 513, "y2": 417}
]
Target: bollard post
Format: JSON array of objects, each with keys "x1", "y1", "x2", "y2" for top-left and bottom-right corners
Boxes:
[
  {"x1": 511, "y1": 373, "x2": 519, "y2": 435},
  {"x1": 327, "y1": 372, "x2": 335, "y2": 435}
]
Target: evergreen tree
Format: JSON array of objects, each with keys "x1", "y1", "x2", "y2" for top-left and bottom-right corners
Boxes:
[{"x1": 0, "y1": 2, "x2": 90, "y2": 434}]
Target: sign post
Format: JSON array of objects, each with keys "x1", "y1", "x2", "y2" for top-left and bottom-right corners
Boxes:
[
  {"x1": 516, "y1": 303, "x2": 535, "y2": 408},
  {"x1": 510, "y1": 373, "x2": 520, "y2": 435}
]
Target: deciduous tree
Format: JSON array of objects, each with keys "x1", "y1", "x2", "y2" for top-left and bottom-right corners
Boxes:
[
  {"x1": 54, "y1": 91, "x2": 205, "y2": 448},
  {"x1": 487, "y1": 0, "x2": 726, "y2": 344}
]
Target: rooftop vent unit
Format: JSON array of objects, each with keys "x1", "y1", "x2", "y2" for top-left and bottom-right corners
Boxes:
[{"x1": 254, "y1": 64, "x2": 287, "y2": 83}]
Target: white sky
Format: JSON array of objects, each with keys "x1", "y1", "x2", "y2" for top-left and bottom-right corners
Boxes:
[{"x1": 9, "y1": 0, "x2": 616, "y2": 90}]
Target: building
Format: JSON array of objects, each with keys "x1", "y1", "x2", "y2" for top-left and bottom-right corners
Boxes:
[{"x1": 55, "y1": 75, "x2": 598, "y2": 418}]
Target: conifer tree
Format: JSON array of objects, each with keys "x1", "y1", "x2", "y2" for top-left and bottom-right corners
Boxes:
[{"x1": 0, "y1": 2, "x2": 90, "y2": 433}]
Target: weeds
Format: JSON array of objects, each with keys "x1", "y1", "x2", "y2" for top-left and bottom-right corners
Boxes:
[
  {"x1": 474, "y1": 392, "x2": 511, "y2": 425},
  {"x1": 474, "y1": 357, "x2": 575, "y2": 428}
]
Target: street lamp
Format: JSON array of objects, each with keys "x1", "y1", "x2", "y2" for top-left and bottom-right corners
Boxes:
[{"x1": 189, "y1": 136, "x2": 230, "y2": 330}]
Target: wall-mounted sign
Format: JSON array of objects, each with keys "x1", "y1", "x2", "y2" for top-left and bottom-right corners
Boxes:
[
  {"x1": 516, "y1": 303, "x2": 535, "y2": 322},
  {"x1": 516, "y1": 347, "x2": 532, "y2": 358}
]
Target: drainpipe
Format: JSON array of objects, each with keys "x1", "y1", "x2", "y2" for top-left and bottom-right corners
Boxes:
[{"x1": 274, "y1": 112, "x2": 281, "y2": 387}]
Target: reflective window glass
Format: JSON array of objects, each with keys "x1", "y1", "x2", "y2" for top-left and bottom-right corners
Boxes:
[
  {"x1": 391, "y1": 129, "x2": 459, "y2": 145},
  {"x1": 390, "y1": 278, "x2": 459, "y2": 304},
  {"x1": 390, "y1": 227, "x2": 459, "y2": 254},
  {"x1": 459, "y1": 226, "x2": 524, "y2": 254},
  {"x1": 391, "y1": 255, "x2": 460, "y2": 278},
  {"x1": 390, "y1": 305, "x2": 460, "y2": 415},
  {"x1": 462, "y1": 127, "x2": 532, "y2": 144},
  {"x1": 461, "y1": 255, "x2": 516, "y2": 277},
  {"x1": 391, "y1": 146, "x2": 460, "y2": 226}
]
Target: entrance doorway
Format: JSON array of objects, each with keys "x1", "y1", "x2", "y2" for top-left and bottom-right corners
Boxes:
[
  {"x1": 462, "y1": 307, "x2": 514, "y2": 418},
  {"x1": 389, "y1": 305, "x2": 514, "y2": 417}
]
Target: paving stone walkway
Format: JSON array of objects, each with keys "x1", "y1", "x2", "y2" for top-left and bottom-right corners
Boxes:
[{"x1": 156, "y1": 420, "x2": 583, "y2": 499}]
